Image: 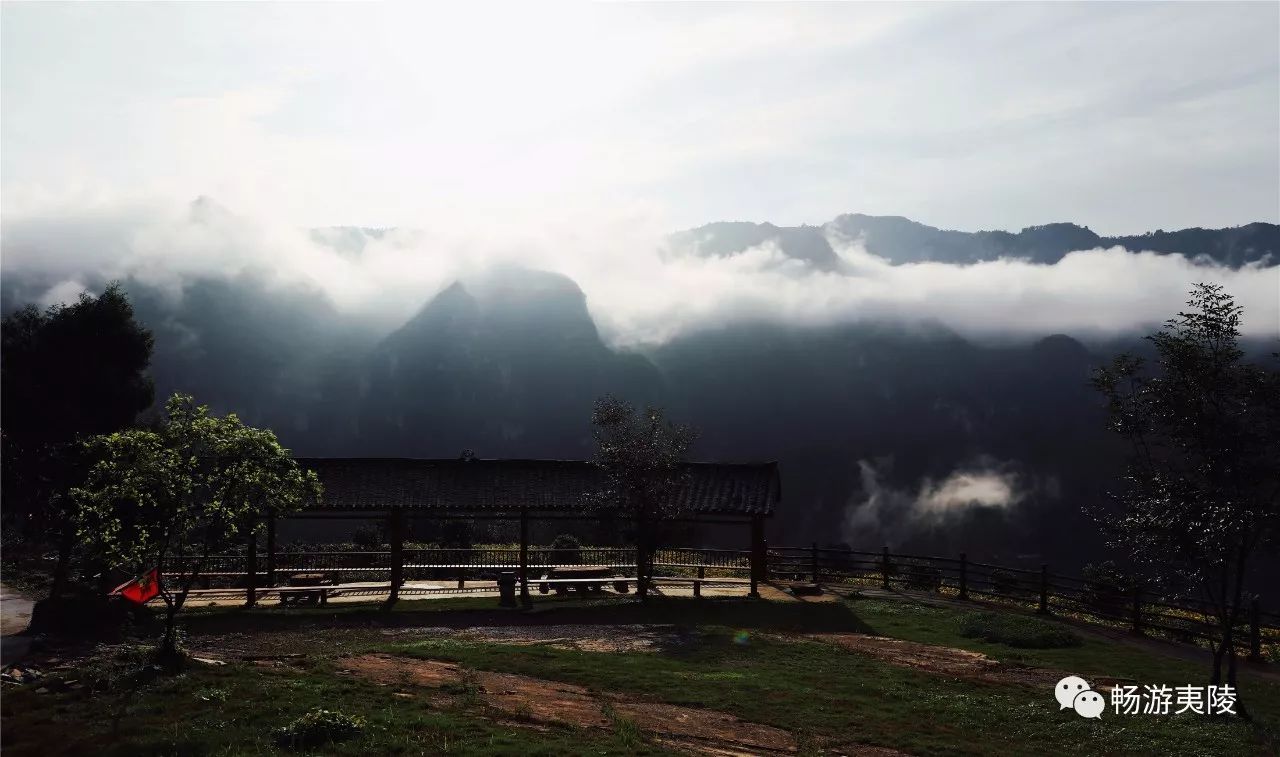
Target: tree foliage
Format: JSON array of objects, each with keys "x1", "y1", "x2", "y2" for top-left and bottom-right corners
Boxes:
[
  {"x1": 590, "y1": 395, "x2": 698, "y2": 600},
  {"x1": 1092, "y1": 283, "x2": 1279, "y2": 695},
  {"x1": 1, "y1": 283, "x2": 155, "y2": 593},
  {"x1": 2, "y1": 283, "x2": 155, "y2": 447},
  {"x1": 72, "y1": 393, "x2": 322, "y2": 659}
]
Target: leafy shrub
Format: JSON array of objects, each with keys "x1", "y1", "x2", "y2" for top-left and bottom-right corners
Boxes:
[
  {"x1": 550, "y1": 533, "x2": 582, "y2": 564},
  {"x1": 274, "y1": 708, "x2": 366, "y2": 750},
  {"x1": 1081, "y1": 560, "x2": 1131, "y2": 618},
  {"x1": 904, "y1": 562, "x2": 942, "y2": 591},
  {"x1": 988, "y1": 568, "x2": 1030, "y2": 598},
  {"x1": 351, "y1": 525, "x2": 384, "y2": 550},
  {"x1": 958, "y1": 611, "x2": 1082, "y2": 649}
]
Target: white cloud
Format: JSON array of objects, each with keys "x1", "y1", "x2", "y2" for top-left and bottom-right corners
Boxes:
[
  {"x1": 844, "y1": 459, "x2": 1026, "y2": 546},
  {"x1": 3, "y1": 195, "x2": 1277, "y2": 347},
  {"x1": 917, "y1": 471, "x2": 1021, "y2": 516},
  {"x1": 2, "y1": 4, "x2": 1277, "y2": 343}
]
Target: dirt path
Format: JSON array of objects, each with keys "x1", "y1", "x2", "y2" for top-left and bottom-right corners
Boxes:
[
  {"x1": 341, "y1": 653, "x2": 909, "y2": 756},
  {"x1": 0, "y1": 583, "x2": 35, "y2": 665},
  {"x1": 800, "y1": 633, "x2": 1064, "y2": 687},
  {"x1": 384, "y1": 623, "x2": 708, "y2": 653},
  {"x1": 848, "y1": 587, "x2": 1280, "y2": 684}
]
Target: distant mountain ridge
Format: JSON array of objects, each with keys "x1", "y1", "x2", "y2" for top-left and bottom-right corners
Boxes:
[
  {"x1": 4, "y1": 202, "x2": 1278, "y2": 566},
  {"x1": 668, "y1": 214, "x2": 1279, "y2": 269}
]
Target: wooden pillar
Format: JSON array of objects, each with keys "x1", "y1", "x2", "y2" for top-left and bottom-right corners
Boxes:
[
  {"x1": 748, "y1": 515, "x2": 765, "y2": 598},
  {"x1": 245, "y1": 527, "x2": 258, "y2": 607},
  {"x1": 635, "y1": 508, "x2": 649, "y2": 601},
  {"x1": 386, "y1": 509, "x2": 405, "y2": 607},
  {"x1": 881, "y1": 545, "x2": 891, "y2": 590},
  {"x1": 519, "y1": 508, "x2": 531, "y2": 608},
  {"x1": 265, "y1": 515, "x2": 277, "y2": 588},
  {"x1": 811, "y1": 542, "x2": 820, "y2": 585},
  {"x1": 695, "y1": 565, "x2": 704, "y2": 598},
  {"x1": 958, "y1": 552, "x2": 968, "y2": 600}
]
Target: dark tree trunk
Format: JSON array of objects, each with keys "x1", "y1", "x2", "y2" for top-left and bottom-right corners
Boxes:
[
  {"x1": 156, "y1": 598, "x2": 183, "y2": 671},
  {"x1": 48, "y1": 529, "x2": 74, "y2": 599}
]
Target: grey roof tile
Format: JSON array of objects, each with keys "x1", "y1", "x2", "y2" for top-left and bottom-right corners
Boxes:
[{"x1": 294, "y1": 458, "x2": 778, "y2": 516}]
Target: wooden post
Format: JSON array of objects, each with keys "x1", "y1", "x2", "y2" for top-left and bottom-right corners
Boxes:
[
  {"x1": 458, "y1": 568, "x2": 465, "y2": 591},
  {"x1": 695, "y1": 565, "x2": 704, "y2": 598},
  {"x1": 881, "y1": 545, "x2": 891, "y2": 590},
  {"x1": 265, "y1": 515, "x2": 277, "y2": 588},
  {"x1": 386, "y1": 509, "x2": 405, "y2": 607},
  {"x1": 959, "y1": 552, "x2": 968, "y2": 600},
  {"x1": 1038, "y1": 564, "x2": 1049, "y2": 614},
  {"x1": 811, "y1": 542, "x2": 820, "y2": 585},
  {"x1": 519, "y1": 508, "x2": 531, "y2": 608},
  {"x1": 636, "y1": 508, "x2": 649, "y2": 602},
  {"x1": 245, "y1": 527, "x2": 258, "y2": 607},
  {"x1": 1248, "y1": 597, "x2": 1262, "y2": 662},
  {"x1": 748, "y1": 515, "x2": 765, "y2": 598},
  {"x1": 1130, "y1": 586, "x2": 1143, "y2": 635}
]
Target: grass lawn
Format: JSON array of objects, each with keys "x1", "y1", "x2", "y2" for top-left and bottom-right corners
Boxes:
[{"x1": 2, "y1": 594, "x2": 1276, "y2": 756}]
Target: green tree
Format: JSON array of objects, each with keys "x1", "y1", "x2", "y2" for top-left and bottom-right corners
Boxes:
[
  {"x1": 72, "y1": 394, "x2": 322, "y2": 664},
  {"x1": 1, "y1": 283, "x2": 155, "y2": 596},
  {"x1": 590, "y1": 395, "x2": 698, "y2": 601},
  {"x1": 1092, "y1": 284, "x2": 1279, "y2": 703}
]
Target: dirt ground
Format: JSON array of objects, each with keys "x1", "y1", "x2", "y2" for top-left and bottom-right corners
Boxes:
[
  {"x1": 341, "y1": 652, "x2": 909, "y2": 757},
  {"x1": 384, "y1": 623, "x2": 708, "y2": 653},
  {"x1": 800, "y1": 632, "x2": 1056, "y2": 687},
  {"x1": 185, "y1": 620, "x2": 1085, "y2": 691},
  {"x1": 0, "y1": 583, "x2": 35, "y2": 665}
]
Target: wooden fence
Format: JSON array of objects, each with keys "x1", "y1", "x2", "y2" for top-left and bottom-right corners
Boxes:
[
  {"x1": 768, "y1": 544, "x2": 1279, "y2": 661},
  {"x1": 159, "y1": 543, "x2": 1276, "y2": 660}
]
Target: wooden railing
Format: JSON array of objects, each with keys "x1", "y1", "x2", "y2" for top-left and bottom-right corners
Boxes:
[
  {"x1": 160, "y1": 546, "x2": 756, "y2": 601},
  {"x1": 768, "y1": 544, "x2": 1279, "y2": 661}
]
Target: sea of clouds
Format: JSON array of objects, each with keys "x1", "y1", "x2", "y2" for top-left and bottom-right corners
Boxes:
[{"x1": 2, "y1": 194, "x2": 1276, "y2": 348}]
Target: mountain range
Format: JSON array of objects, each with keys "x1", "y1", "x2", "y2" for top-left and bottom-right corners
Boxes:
[
  {"x1": 669, "y1": 215, "x2": 1279, "y2": 269},
  {"x1": 3, "y1": 212, "x2": 1277, "y2": 567}
]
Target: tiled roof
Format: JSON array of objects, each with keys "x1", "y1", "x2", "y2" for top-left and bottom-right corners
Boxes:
[{"x1": 294, "y1": 458, "x2": 778, "y2": 516}]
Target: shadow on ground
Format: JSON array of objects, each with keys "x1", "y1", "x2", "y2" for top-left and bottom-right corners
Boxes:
[{"x1": 180, "y1": 595, "x2": 877, "y2": 638}]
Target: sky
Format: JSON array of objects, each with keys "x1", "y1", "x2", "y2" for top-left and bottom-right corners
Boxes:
[
  {"x1": 4, "y1": 2, "x2": 1277, "y2": 233},
  {"x1": 2, "y1": 2, "x2": 1278, "y2": 345}
]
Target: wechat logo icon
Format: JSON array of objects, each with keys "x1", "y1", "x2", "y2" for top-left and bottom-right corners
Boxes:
[{"x1": 1056, "y1": 676, "x2": 1103, "y2": 719}]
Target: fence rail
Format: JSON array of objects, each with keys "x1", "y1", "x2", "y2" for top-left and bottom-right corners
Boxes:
[
  {"x1": 768, "y1": 544, "x2": 1278, "y2": 661},
  {"x1": 158, "y1": 543, "x2": 1276, "y2": 660},
  {"x1": 160, "y1": 546, "x2": 755, "y2": 600}
]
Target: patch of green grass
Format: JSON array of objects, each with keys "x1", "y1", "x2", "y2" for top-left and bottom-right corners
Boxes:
[
  {"x1": 957, "y1": 610, "x2": 1083, "y2": 648},
  {"x1": 441, "y1": 667, "x2": 485, "y2": 709},
  {"x1": 382, "y1": 603, "x2": 1279, "y2": 756},
  {"x1": 192, "y1": 686, "x2": 228, "y2": 703},
  {"x1": 272, "y1": 707, "x2": 366, "y2": 750},
  {"x1": 851, "y1": 596, "x2": 1280, "y2": 726},
  {"x1": 5, "y1": 596, "x2": 1278, "y2": 756},
  {"x1": 600, "y1": 700, "x2": 644, "y2": 752},
  {"x1": 0, "y1": 652, "x2": 656, "y2": 756}
]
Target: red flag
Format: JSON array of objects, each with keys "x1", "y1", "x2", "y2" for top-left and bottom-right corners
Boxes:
[{"x1": 112, "y1": 569, "x2": 161, "y2": 604}]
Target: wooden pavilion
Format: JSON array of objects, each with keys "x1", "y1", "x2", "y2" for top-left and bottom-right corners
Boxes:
[{"x1": 246, "y1": 458, "x2": 780, "y2": 605}]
